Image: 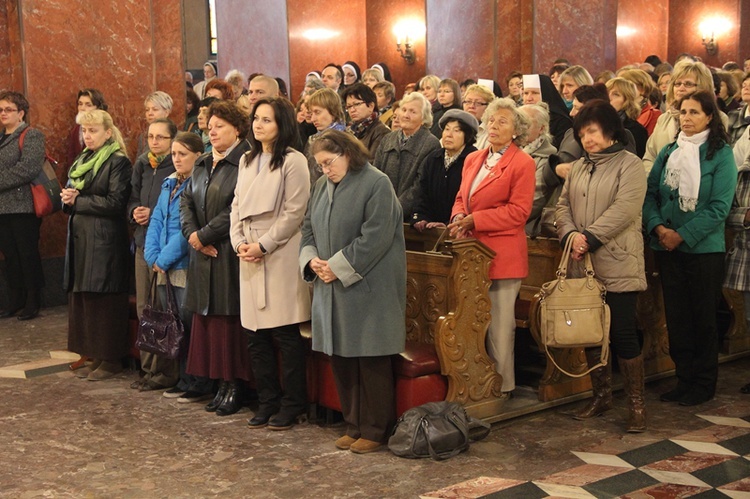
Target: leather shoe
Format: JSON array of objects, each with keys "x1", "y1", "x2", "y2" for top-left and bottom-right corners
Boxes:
[
  {"x1": 268, "y1": 410, "x2": 305, "y2": 431},
  {"x1": 349, "y1": 438, "x2": 383, "y2": 454},
  {"x1": 205, "y1": 381, "x2": 228, "y2": 412},
  {"x1": 17, "y1": 307, "x2": 39, "y2": 321},
  {"x1": 178, "y1": 391, "x2": 213, "y2": 403},
  {"x1": 215, "y1": 382, "x2": 242, "y2": 416},
  {"x1": 660, "y1": 386, "x2": 687, "y2": 402},
  {"x1": 335, "y1": 435, "x2": 358, "y2": 450},
  {"x1": 247, "y1": 405, "x2": 279, "y2": 429},
  {"x1": 0, "y1": 304, "x2": 23, "y2": 318},
  {"x1": 87, "y1": 361, "x2": 123, "y2": 381},
  {"x1": 679, "y1": 392, "x2": 713, "y2": 406}
]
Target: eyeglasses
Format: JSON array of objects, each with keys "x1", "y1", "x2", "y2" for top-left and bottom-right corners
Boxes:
[
  {"x1": 463, "y1": 100, "x2": 488, "y2": 108},
  {"x1": 0, "y1": 107, "x2": 18, "y2": 114},
  {"x1": 147, "y1": 134, "x2": 171, "y2": 141},
  {"x1": 316, "y1": 154, "x2": 340, "y2": 172},
  {"x1": 673, "y1": 81, "x2": 698, "y2": 89},
  {"x1": 345, "y1": 101, "x2": 365, "y2": 110}
]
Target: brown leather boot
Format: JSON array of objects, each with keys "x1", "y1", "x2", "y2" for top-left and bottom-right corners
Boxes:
[
  {"x1": 618, "y1": 355, "x2": 647, "y2": 433},
  {"x1": 572, "y1": 348, "x2": 613, "y2": 420}
]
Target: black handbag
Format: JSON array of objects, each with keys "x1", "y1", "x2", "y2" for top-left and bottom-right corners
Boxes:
[
  {"x1": 387, "y1": 401, "x2": 491, "y2": 461},
  {"x1": 135, "y1": 274, "x2": 184, "y2": 359}
]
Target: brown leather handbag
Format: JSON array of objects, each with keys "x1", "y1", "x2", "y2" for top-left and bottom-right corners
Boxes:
[{"x1": 538, "y1": 235, "x2": 611, "y2": 378}]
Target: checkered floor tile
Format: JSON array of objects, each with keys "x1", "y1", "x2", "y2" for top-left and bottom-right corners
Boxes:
[{"x1": 421, "y1": 414, "x2": 750, "y2": 498}]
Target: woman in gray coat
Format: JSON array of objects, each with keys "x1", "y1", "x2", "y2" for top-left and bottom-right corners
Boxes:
[
  {"x1": 300, "y1": 130, "x2": 406, "y2": 454},
  {"x1": 0, "y1": 91, "x2": 45, "y2": 320}
]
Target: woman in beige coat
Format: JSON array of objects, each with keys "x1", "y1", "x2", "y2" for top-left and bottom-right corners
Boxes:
[
  {"x1": 556, "y1": 100, "x2": 647, "y2": 432},
  {"x1": 230, "y1": 97, "x2": 311, "y2": 430}
]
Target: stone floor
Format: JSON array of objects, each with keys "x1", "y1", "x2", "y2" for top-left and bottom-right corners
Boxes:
[{"x1": 3, "y1": 306, "x2": 750, "y2": 498}]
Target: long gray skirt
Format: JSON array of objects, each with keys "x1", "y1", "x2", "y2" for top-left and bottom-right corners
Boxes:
[{"x1": 68, "y1": 292, "x2": 129, "y2": 361}]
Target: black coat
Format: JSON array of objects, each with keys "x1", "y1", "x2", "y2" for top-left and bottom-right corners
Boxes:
[
  {"x1": 623, "y1": 117, "x2": 648, "y2": 159},
  {"x1": 180, "y1": 140, "x2": 250, "y2": 316},
  {"x1": 127, "y1": 152, "x2": 175, "y2": 248},
  {"x1": 411, "y1": 145, "x2": 477, "y2": 224},
  {"x1": 63, "y1": 150, "x2": 132, "y2": 293}
]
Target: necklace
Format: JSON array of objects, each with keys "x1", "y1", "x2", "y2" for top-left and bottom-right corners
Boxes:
[{"x1": 483, "y1": 145, "x2": 509, "y2": 170}]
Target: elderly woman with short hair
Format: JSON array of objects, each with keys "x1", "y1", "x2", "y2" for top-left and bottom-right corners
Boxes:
[
  {"x1": 518, "y1": 104, "x2": 559, "y2": 236},
  {"x1": 448, "y1": 98, "x2": 536, "y2": 396},
  {"x1": 342, "y1": 83, "x2": 389, "y2": 157},
  {"x1": 136, "y1": 91, "x2": 173, "y2": 158},
  {"x1": 373, "y1": 92, "x2": 441, "y2": 220},
  {"x1": 373, "y1": 81, "x2": 396, "y2": 127},
  {"x1": 304, "y1": 88, "x2": 346, "y2": 183},
  {"x1": 205, "y1": 79, "x2": 235, "y2": 101},
  {"x1": 361, "y1": 68, "x2": 385, "y2": 89},
  {"x1": 462, "y1": 83, "x2": 496, "y2": 149}
]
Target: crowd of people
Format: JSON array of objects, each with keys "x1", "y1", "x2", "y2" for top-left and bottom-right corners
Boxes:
[{"x1": 1, "y1": 51, "x2": 749, "y2": 450}]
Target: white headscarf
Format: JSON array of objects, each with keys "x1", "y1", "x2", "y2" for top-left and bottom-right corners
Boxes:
[{"x1": 663, "y1": 129, "x2": 710, "y2": 212}]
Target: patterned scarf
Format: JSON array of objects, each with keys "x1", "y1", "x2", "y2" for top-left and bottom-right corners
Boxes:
[
  {"x1": 148, "y1": 152, "x2": 168, "y2": 169},
  {"x1": 68, "y1": 140, "x2": 121, "y2": 190},
  {"x1": 348, "y1": 112, "x2": 379, "y2": 139},
  {"x1": 444, "y1": 146, "x2": 465, "y2": 171}
]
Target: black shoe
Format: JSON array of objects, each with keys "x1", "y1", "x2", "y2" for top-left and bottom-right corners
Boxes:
[
  {"x1": 178, "y1": 390, "x2": 213, "y2": 403},
  {"x1": 205, "y1": 381, "x2": 228, "y2": 412},
  {"x1": 247, "y1": 406, "x2": 279, "y2": 429},
  {"x1": 267, "y1": 410, "x2": 305, "y2": 431},
  {"x1": 740, "y1": 383, "x2": 750, "y2": 394},
  {"x1": 17, "y1": 307, "x2": 39, "y2": 321},
  {"x1": 679, "y1": 392, "x2": 713, "y2": 406},
  {"x1": 660, "y1": 387, "x2": 687, "y2": 402},
  {"x1": 215, "y1": 382, "x2": 242, "y2": 416},
  {"x1": 0, "y1": 304, "x2": 23, "y2": 318}
]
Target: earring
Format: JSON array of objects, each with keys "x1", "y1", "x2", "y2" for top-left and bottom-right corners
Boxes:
[{"x1": 512, "y1": 135, "x2": 517, "y2": 139}]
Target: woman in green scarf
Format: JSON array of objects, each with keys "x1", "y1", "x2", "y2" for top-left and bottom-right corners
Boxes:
[{"x1": 62, "y1": 109, "x2": 132, "y2": 381}]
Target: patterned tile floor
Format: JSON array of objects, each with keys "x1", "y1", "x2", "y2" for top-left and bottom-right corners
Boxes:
[{"x1": 422, "y1": 415, "x2": 750, "y2": 498}]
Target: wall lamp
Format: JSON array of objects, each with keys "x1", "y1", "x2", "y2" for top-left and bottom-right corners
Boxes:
[
  {"x1": 698, "y1": 17, "x2": 731, "y2": 56},
  {"x1": 393, "y1": 19, "x2": 425, "y2": 65}
]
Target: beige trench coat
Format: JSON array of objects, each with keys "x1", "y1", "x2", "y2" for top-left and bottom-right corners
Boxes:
[{"x1": 230, "y1": 149, "x2": 311, "y2": 331}]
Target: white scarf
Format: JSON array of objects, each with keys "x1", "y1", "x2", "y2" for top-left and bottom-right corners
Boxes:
[{"x1": 664, "y1": 129, "x2": 709, "y2": 212}]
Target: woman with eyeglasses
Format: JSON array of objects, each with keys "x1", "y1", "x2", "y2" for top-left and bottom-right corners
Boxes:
[
  {"x1": 462, "y1": 84, "x2": 495, "y2": 149},
  {"x1": 643, "y1": 60, "x2": 721, "y2": 172},
  {"x1": 231, "y1": 97, "x2": 311, "y2": 430},
  {"x1": 0, "y1": 91, "x2": 46, "y2": 321},
  {"x1": 301, "y1": 130, "x2": 406, "y2": 454},
  {"x1": 127, "y1": 118, "x2": 177, "y2": 391},
  {"x1": 342, "y1": 83, "x2": 389, "y2": 157}
]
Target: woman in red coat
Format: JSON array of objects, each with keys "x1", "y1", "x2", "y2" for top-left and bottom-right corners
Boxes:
[{"x1": 449, "y1": 97, "x2": 536, "y2": 395}]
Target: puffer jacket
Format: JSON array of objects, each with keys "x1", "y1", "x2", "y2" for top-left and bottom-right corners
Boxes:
[
  {"x1": 144, "y1": 173, "x2": 189, "y2": 272},
  {"x1": 555, "y1": 145, "x2": 647, "y2": 293}
]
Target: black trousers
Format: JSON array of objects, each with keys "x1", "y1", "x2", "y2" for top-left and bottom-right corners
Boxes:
[
  {"x1": 330, "y1": 354, "x2": 395, "y2": 443},
  {"x1": 246, "y1": 323, "x2": 307, "y2": 414},
  {"x1": 0, "y1": 213, "x2": 44, "y2": 305},
  {"x1": 656, "y1": 251, "x2": 724, "y2": 398},
  {"x1": 607, "y1": 291, "x2": 640, "y2": 359}
]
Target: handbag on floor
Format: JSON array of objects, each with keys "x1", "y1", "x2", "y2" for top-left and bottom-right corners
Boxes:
[
  {"x1": 19, "y1": 127, "x2": 63, "y2": 217},
  {"x1": 136, "y1": 274, "x2": 184, "y2": 359},
  {"x1": 388, "y1": 401, "x2": 491, "y2": 461},
  {"x1": 538, "y1": 235, "x2": 611, "y2": 378}
]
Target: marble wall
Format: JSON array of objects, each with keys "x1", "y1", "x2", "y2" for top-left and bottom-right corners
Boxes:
[
  {"x1": 616, "y1": 0, "x2": 669, "y2": 68},
  {"x1": 534, "y1": 0, "x2": 618, "y2": 77},
  {"x1": 365, "y1": 0, "x2": 426, "y2": 98},
  {"x1": 215, "y1": 0, "x2": 291, "y2": 94},
  {"x1": 667, "y1": 0, "x2": 742, "y2": 67},
  {"x1": 287, "y1": 0, "x2": 367, "y2": 98}
]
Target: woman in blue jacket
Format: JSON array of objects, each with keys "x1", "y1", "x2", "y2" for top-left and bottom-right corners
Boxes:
[{"x1": 144, "y1": 132, "x2": 213, "y2": 402}]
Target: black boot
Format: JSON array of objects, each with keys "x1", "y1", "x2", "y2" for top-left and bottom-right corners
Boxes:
[
  {"x1": 572, "y1": 348, "x2": 613, "y2": 420},
  {"x1": 0, "y1": 289, "x2": 25, "y2": 318},
  {"x1": 205, "y1": 380, "x2": 228, "y2": 412},
  {"x1": 267, "y1": 325, "x2": 308, "y2": 431},
  {"x1": 17, "y1": 288, "x2": 40, "y2": 321},
  {"x1": 216, "y1": 381, "x2": 243, "y2": 416}
]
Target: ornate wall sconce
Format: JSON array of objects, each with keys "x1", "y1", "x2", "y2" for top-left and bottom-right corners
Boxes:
[
  {"x1": 393, "y1": 19, "x2": 424, "y2": 65},
  {"x1": 698, "y1": 17, "x2": 731, "y2": 57}
]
